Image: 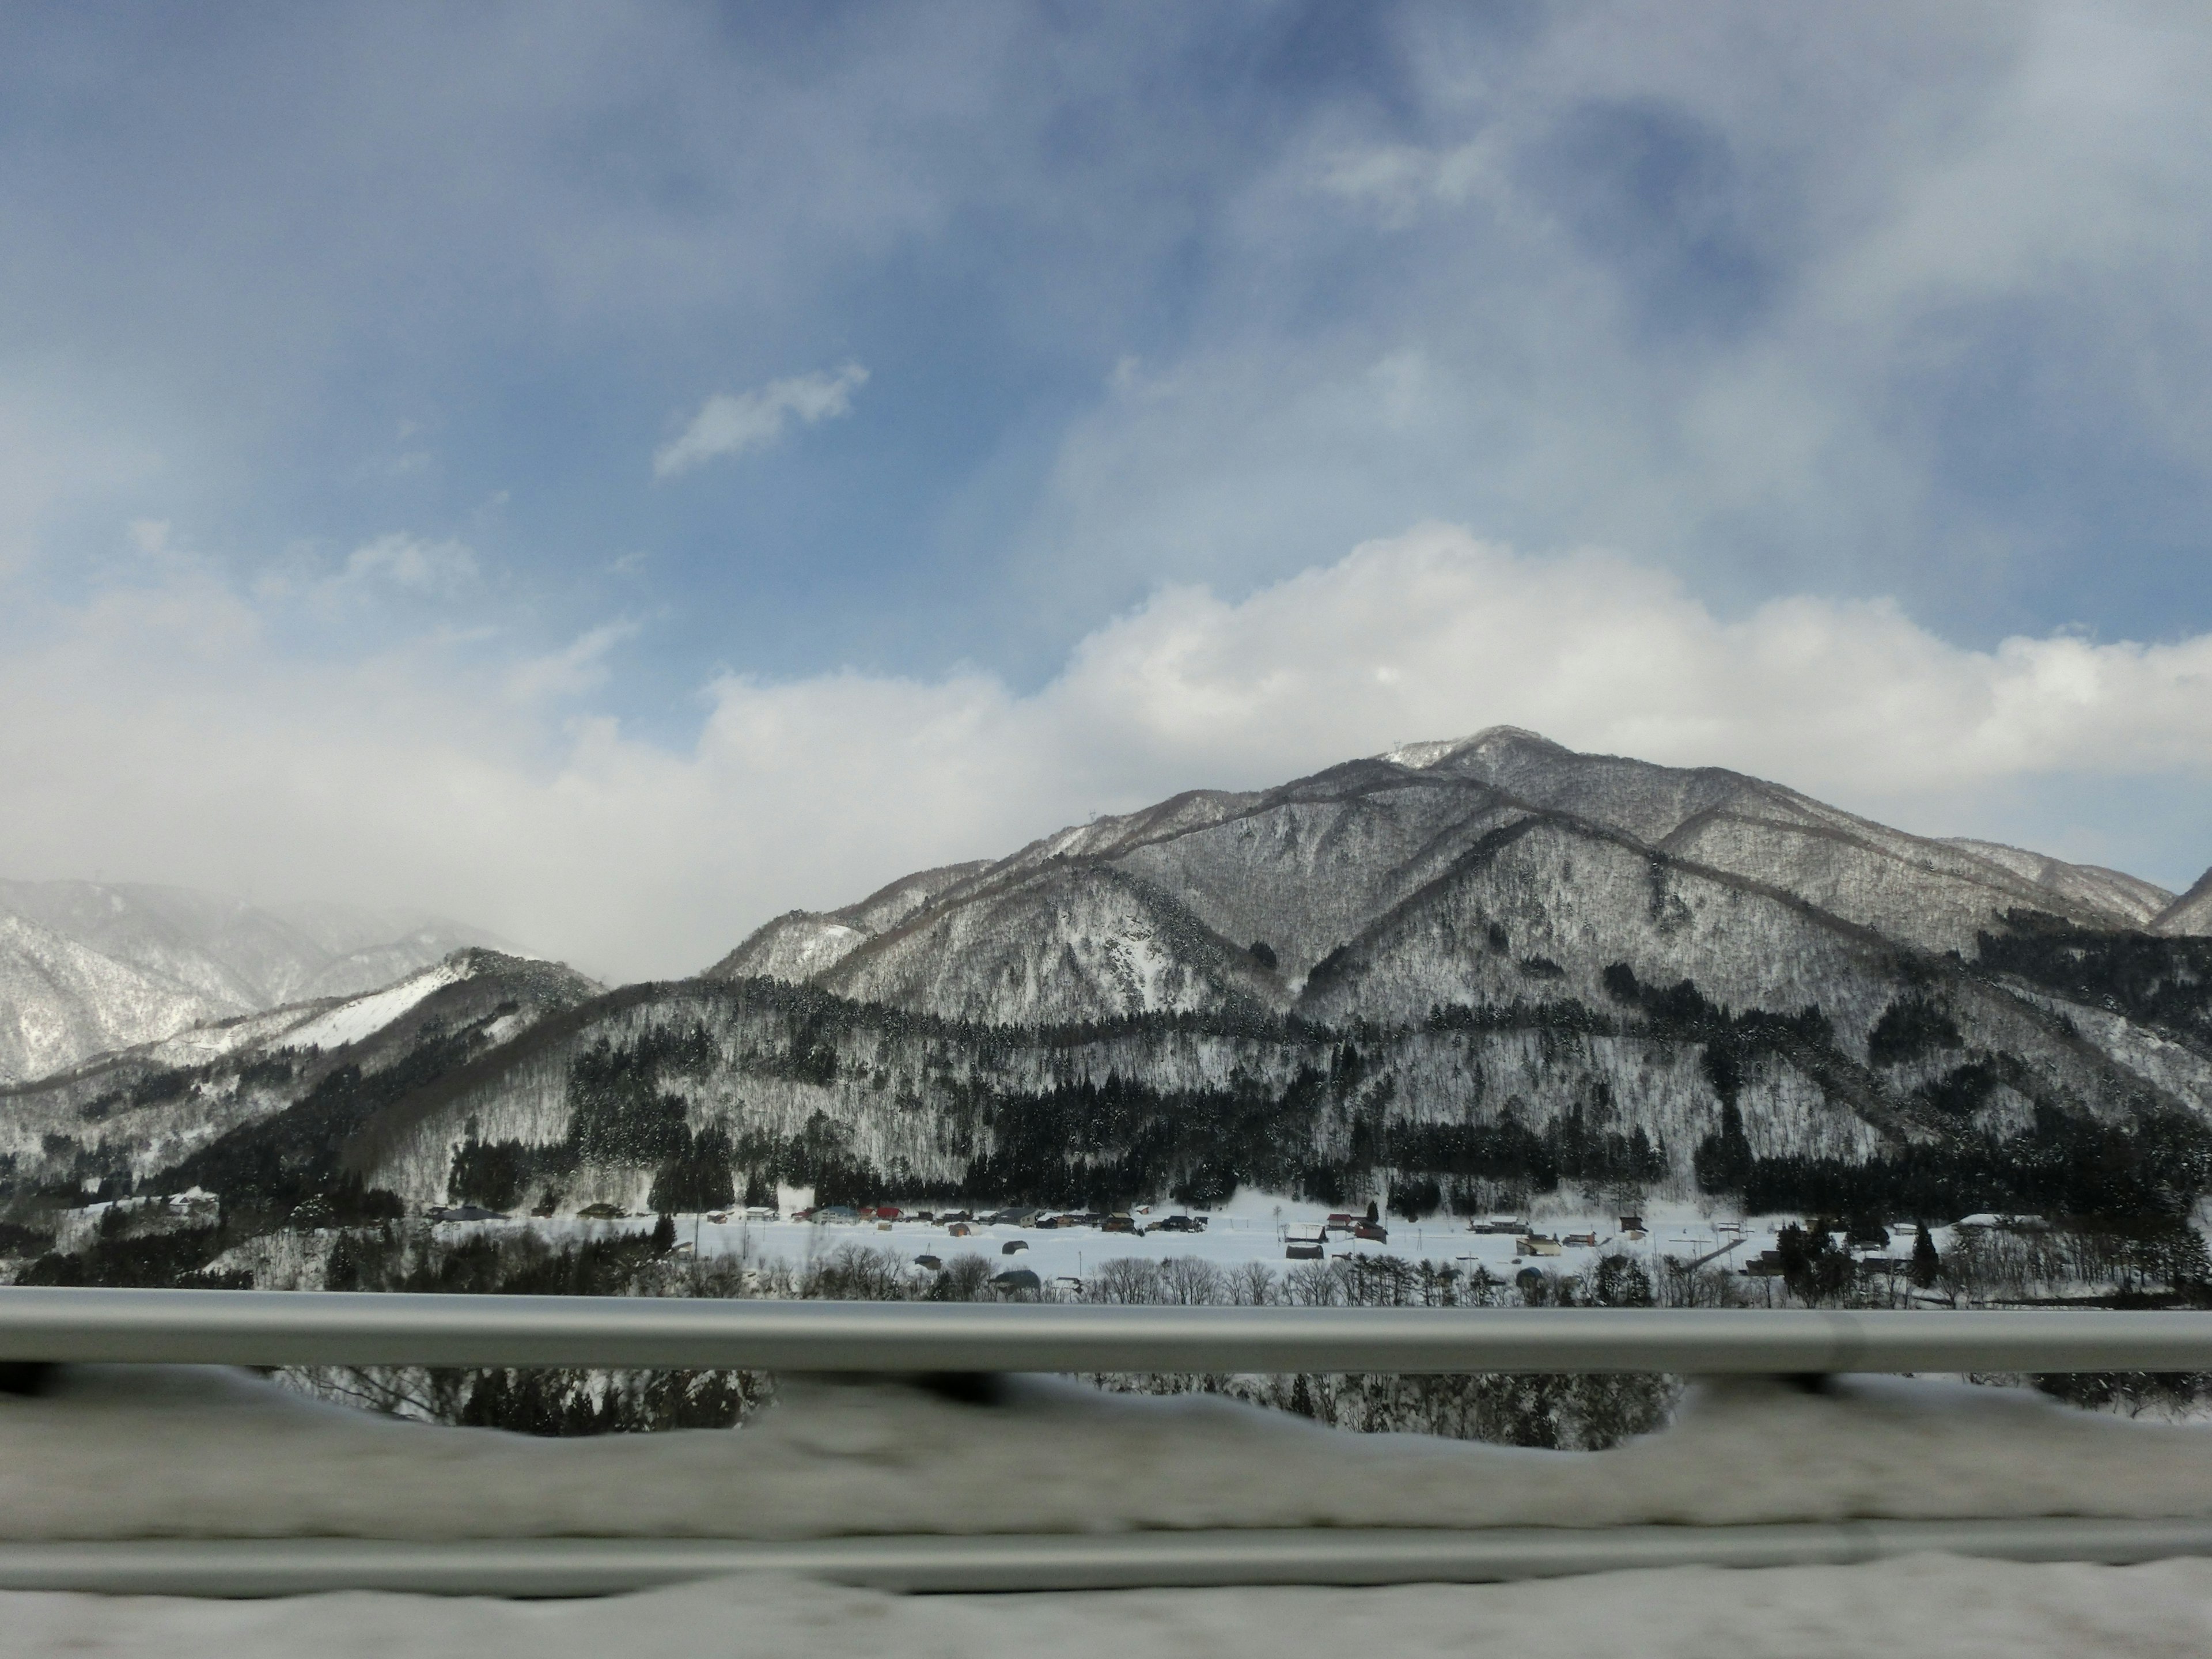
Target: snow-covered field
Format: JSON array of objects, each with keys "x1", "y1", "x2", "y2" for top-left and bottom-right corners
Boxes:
[
  {"x1": 456, "y1": 1188, "x2": 1904, "y2": 1294},
  {"x1": 8, "y1": 1555, "x2": 2212, "y2": 1656}
]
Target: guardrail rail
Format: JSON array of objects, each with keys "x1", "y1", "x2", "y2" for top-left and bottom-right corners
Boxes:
[
  {"x1": 9, "y1": 1287, "x2": 2212, "y2": 1374},
  {"x1": 9, "y1": 1287, "x2": 2212, "y2": 1598}
]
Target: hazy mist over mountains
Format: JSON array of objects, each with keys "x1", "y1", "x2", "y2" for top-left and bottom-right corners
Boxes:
[{"x1": 0, "y1": 881, "x2": 509, "y2": 1085}]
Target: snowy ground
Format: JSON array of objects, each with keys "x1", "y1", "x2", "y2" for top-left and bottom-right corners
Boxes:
[
  {"x1": 15, "y1": 1332, "x2": 2212, "y2": 1651},
  {"x1": 8, "y1": 1555, "x2": 2212, "y2": 1657},
  {"x1": 14, "y1": 1363, "x2": 2212, "y2": 1542},
  {"x1": 457, "y1": 1189, "x2": 1876, "y2": 1293}
]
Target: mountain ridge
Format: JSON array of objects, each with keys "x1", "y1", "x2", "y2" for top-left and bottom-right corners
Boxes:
[
  {"x1": 0, "y1": 947, "x2": 604, "y2": 1208},
  {"x1": 710, "y1": 728, "x2": 2195, "y2": 1028}
]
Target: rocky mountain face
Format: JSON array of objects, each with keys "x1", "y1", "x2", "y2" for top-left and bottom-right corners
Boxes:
[
  {"x1": 0, "y1": 880, "x2": 509, "y2": 1084},
  {"x1": 6, "y1": 732, "x2": 2211, "y2": 1275}
]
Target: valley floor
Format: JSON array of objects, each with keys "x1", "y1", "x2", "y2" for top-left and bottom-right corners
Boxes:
[{"x1": 402, "y1": 1192, "x2": 1938, "y2": 1302}]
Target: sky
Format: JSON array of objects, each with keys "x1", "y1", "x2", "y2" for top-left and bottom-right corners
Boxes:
[{"x1": 2, "y1": 0, "x2": 2210, "y2": 982}]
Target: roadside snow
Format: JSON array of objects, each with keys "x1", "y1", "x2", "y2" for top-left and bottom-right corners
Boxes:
[
  {"x1": 7, "y1": 1555, "x2": 2212, "y2": 1657},
  {"x1": 13, "y1": 1365, "x2": 2212, "y2": 1543}
]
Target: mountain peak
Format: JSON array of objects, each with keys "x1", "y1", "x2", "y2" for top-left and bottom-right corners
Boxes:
[
  {"x1": 1380, "y1": 726, "x2": 1560, "y2": 770},
  {"x1": 702, "y1": 732, "x2": 2205, "y2": 1029}
]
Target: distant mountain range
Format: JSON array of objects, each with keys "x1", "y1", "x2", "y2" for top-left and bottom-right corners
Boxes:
[
  {"x1": 0, "y1": 880, "x2": 512, "y2": 1084},
  {"x1": 5, "y1": 730, "x2": 2210, "y2": 1264}
]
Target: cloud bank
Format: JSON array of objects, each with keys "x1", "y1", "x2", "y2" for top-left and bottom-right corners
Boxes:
[
  {"x1": 654, "y1": 363, "x2": 870, "y2": 479},
  {"x1": 1, "y1": 523, "x2": 2205, "y2": 984}
]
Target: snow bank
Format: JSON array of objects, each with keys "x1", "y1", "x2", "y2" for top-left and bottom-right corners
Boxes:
[
  {"x1": 7, "y1": 1555, "x2": 2212, "y2": 1658},
  {"x1": 12, "y1": 1366, "x2": 2212, "y2": 1543}
]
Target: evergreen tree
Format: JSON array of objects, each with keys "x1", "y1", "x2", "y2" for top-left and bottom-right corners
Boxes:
[
  {"x1": 648, "y1": 1124, "x2": 736, "y2": 1215},
  {"x1": 1592, "y1": 1254, "x2": 1654, "y2": 1308},
  {"x1": 1692, "y1": 1099, "x2": 1755, "y2": 1195},
  {"x1": 649, "y1": 1212, "x2": 677, "y2": 1255},
  {"x1": 1777, "y1": 1219, "x2": 1854, "y2": 1304},
  {"x1": 1910, "y1": 1224, "x2": 1941, "y2": 1289}
]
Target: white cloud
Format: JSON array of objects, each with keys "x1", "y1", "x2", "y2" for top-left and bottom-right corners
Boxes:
[
  {"x1": 1044, "y1": 529, "x2": 2212, "y2": 801},
  {"x1": 1, "y1": 523, "x2": 2207, "y2": 985},
  {"x1": 503, "y1": 620, "x2": 640, "y2": 704},
  {"x1": 653, "y1": 363, "x2": 870, "y2": 479},
  {"x1": 1315, "y1": 137, "x2": 1505, "y2": 226},
  {"x1": 344, "y1": 532, "x2": 478, "y2": 594}
]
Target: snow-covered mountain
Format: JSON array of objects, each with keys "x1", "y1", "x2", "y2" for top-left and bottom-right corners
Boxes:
[
  {"x1": 0, "y1": 948, "x2": 602, "y2": 1203},
  {"x1": 0, "y1": 879, "x2": 510, "y2": 1084},
  {"x1": 10, "y1": 731, "x2": 2210, "y2": 1268},
  {"x1": 274, "y1": 730, "x2": 2206, "y2": 1223},
  {"x1": 709, "y1": 727, "x2": 2191, "y2": 1026}
]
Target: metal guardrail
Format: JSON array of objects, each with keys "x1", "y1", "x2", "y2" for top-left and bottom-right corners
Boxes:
[
  {"x1": 12, "y1": 1288, "x2": 2212, "y2": 1599},
  {"x1": 9, "y1": 1520, "x2": 2212, "y2": 1597},
  {"x1": 7, "y1": 1286, "x2": 2212, "y2": 1373}
]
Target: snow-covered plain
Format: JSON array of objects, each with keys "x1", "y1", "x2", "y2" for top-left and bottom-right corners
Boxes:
[
  {"x1": 9, "y1": 1555, "x2": 2212, "y2": 1658},
  {"x1": 438, "y1": 1190, "x2": 1902, "y2": 1299}
]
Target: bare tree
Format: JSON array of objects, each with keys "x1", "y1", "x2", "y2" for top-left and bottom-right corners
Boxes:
[
  {"x1": 931, "y1": 1253, "x2": 993, "y2": 1301},
  {"x1": 1085, "y1": 1256, "x2": 1164, "y2": 1304},
  {"x1": 1227, "y1": 1259, "x2": 1278, "y2": 1306},
  {"x1": 1156, "y1": 1255, "x2": 1227, "y2": 1305},
  {"x1": 1282, "y1": 1259, "x2": 1346, "y2": 1306},
  {"x1": 804, "y1": 1244, "x2": 910, "y2": 1301}
]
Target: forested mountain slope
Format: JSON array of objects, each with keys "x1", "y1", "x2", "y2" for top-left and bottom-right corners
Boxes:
[
  {"x1": 0, "y1": 950, "x2": 600, "y2": 1210},
  {"x1": 0, "y1": 912, "x2": 228, "y2": 1092}
]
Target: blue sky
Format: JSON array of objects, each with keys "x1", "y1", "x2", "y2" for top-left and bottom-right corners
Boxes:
[{"x1": 2, "y1": 2, "x2": 2210, "y2": 976}]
